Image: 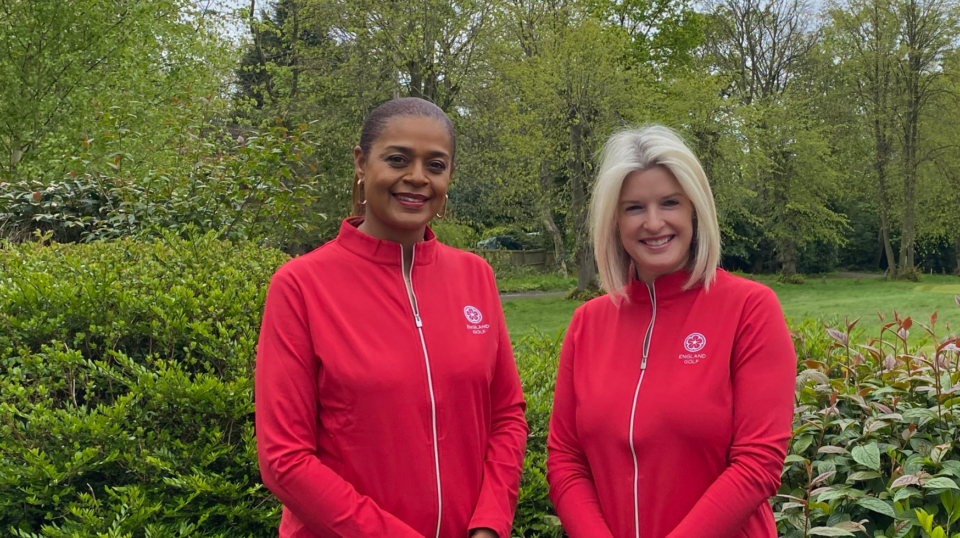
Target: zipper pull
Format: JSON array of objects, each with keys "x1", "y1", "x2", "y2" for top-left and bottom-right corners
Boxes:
[
  {"x1": 640, "y1": 356, "x2": 648, "y2": 371},
  {"x1": 414, "y1": 314, "x2": 423, "y2": 328}
]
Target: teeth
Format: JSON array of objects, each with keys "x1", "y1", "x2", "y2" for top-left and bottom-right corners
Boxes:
[
  {"x1": 644, "y1": 237, "x2": 671, "y2": 246},
  {"x1": 395, "y1": 195, "x2": 425, "y2": 203}
]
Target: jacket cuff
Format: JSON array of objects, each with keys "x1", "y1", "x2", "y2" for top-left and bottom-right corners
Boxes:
[{"x1": 468, "y1": 519, "x2": 510, "y2": 538}]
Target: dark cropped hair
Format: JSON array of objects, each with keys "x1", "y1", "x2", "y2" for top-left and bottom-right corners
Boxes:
[{"x1": 353, "y1": 98, "x2": 456, "y2": 216}]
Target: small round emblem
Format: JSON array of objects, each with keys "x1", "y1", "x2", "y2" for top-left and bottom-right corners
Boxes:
[
  {"x1": 464, "y1": 306, "x2": 483, "y2": 324},
  {"x1": 684, "y1": 333, "x2": 706, "y2": 352}
]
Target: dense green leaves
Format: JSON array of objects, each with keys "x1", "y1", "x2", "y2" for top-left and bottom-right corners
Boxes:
[
  {"x1": 780, "y1": 313, "x2": 960, "y2": 537},
  {"x1": 0, "y1": 235, "x2": 289, "y2": 536},
  {"x1": 0, "y1": 0, "x2": 232, "y2": 182},
  {"x1": 852, "y1": 444, "x2": 881, "y2": 471}
]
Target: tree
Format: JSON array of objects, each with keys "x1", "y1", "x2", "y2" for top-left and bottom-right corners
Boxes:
[
  {"x1": 917, "y1": 46, "x2": 960, "y2": 274},
  {"x1": 703, "y1": 0, "x2": 848, "y2": 277},
  {"x1": 894, "y1": 0, "x2": 955, "y2": 277},
  {"x1": 587, "y1": 0, "x2": 705, "y2": 71},
  {"x1": 829, "y1": 0, "x2": 901, "y2": 275},
  {"x1": 497, "y1": 0, "x2": 637, "y2": 290},
  {"x1": 0, "y1": 0, "x2": 230, "y2": 180}
]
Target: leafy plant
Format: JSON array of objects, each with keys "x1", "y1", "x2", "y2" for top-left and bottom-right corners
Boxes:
[
  {"x1": 778, "y1": 306, "x2": 960, "y2": 537},
  {"x1": 0, "y1": 233, "x2": 289, "y2": 536},
  {"x1": 513, "y1": 329, "x2": 566, "y2": 538},
  {"x1": 0, "y1": 121, "x2": 326, "y2": 252}
]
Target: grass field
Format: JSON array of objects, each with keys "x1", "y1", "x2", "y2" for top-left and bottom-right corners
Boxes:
[{"x1": 502, "y1": 274, "x2": 960, "y2": 344}]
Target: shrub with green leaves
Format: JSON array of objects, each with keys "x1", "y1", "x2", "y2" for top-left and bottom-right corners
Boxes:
[
  {"x1": 512, "y1": 330, "x2": 565, "y2": 538},
  {"x1": 780, "y1": 309, "x2": 960, "y2": 537},
  {"x1": 0, "y1": 122, "x2": 328, "y2": 252},
  {"x1": 0, "y1": 234, "x2": 289, "y2": 537}
]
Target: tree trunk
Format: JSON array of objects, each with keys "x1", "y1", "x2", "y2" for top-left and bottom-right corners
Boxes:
[
  {"x1": 779, "y1": 238, "x2": 798, "y2": 278},
  {"x1": 876, "y1": 164, "x2": 897, "y2": 275},
  {"x1": 879, "y1": 221, "x2": 895, "y2": 276},
  {"x1": 898, "y1": 84, "x2": 919, "y2": 277},
  {"x1": 539, "y1": 159, "x2": 567, "y2": 277},
  {"x1": 569, "y1": 107, "x2": 595, "y2": 291},
  {"x1": 897, "y1": 0, "x2": 937, "y2": 279},
  {"x1": 288, "y1": 1, "x2": 301, "y2": 100},
  {"x1": 871, "y1": 49, "x2": 897, "y2": 276},
  {"x1": 9, "y1": 146, "x2": 22, "y2": 176},
  {"x1": 249, "y1": 0, "x2": 278, "y2": 105}
]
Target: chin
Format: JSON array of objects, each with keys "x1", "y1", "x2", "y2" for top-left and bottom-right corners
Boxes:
[{"x1": 389, "y1": 215, "x2": 432, "y2": 230}]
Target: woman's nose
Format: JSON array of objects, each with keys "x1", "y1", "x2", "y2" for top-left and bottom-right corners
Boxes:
[
  {"x1": 643, "y1": 207, "x2": 663, "y2": 231},
  {"x1": 405, "y1": 161, "x2": 429, "y2": 184}
]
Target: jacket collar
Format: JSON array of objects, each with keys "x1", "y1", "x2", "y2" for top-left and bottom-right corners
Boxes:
[
  {"x1": 336, "y1": 217, "x2": 438, "y2": 267},
  {"x1": 625, "y1": 267, "x2": 701, "y2": 304}
]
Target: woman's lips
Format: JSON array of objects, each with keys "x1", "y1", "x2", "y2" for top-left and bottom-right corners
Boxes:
[{"x1": 393, "y1": 193, "x2": 429, "y2": 209}]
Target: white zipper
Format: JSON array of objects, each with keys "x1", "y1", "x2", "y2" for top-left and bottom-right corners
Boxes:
[
  {"x1": 402, "y1": 244, "x2": 442, "y2": 538},
  {"x1": 628, "y1": 282, "x2": 657, "y2": 538}
]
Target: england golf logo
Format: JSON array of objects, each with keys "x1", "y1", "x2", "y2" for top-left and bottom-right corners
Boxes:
[
  {"x1": 464, "y1": 306, "x2": 483, "y2": 324},
  {"x1": 684, "y1": 333, "x2": 706, "y2": 353}
]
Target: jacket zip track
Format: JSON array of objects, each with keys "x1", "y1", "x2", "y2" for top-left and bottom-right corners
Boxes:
[
  {"x1": 403, "y1": 245, "x2": 443, "y2": 538},
  {"x1": 628, "y1": 282, "x2": 657, "y2": 538}
]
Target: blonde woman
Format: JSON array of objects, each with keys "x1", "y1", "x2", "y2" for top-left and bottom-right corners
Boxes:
[{"x1": 546, "y1": 125, "x2": 796, "y2": 538}]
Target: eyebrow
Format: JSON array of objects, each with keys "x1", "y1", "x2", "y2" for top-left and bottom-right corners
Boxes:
[
  {"x1": 620, "y1": 192, "x2": 685, "y2": 204},
  {"x1": 381, "y1": 145, "x2": 450, "y2": 159}
]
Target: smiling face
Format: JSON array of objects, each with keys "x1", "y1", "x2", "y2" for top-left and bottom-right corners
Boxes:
[
  {"x1": 354, "y1": 115, "x2": 454, "y2": 246},
  {"x1": 617, "y1": 166, "x2": 695, "y2": 283}
]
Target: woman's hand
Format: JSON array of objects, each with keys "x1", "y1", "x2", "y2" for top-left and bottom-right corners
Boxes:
[{"x1": 469, "y1": 529, "x2": 498, "y2": 538}]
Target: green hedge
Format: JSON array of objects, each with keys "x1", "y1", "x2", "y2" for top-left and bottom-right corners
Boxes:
[
  {"x1": 3, "y1": 237, "x2": 960, "y2": 538},
  {"x1": 0, "y1": 235, "x2": 289, "y2": 537}
]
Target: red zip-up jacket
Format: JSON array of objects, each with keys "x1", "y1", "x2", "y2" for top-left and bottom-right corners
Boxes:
[
  {"x1": 547, "y1": 269, "x2": 795, "y2": 538},
  {"x1": 256, "y1": 218, "x2": 528, "y2": 538}
]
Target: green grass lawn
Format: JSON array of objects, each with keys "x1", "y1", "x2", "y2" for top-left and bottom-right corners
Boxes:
[
  {"x1": 502, "y1": 296, "x2": 577, "y2": 342},
  {"x1": 502, "y1": 274, "x2": 960, "y2": 344},
  {"x1": 495, "y1": 271, "x2": 577, "y2": 293}
]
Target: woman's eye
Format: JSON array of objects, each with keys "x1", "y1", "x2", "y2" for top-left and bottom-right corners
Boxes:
[
  {"x1": 663, "y1": 199, "x2": 679, "y2": 207},
  {"x1": 626, "y1": 205, "x2": 644, "y2": 212},
  {"x1": 386, "y1": 155, "x2": 406, "y2": 165},
  {"x1": 428, "y1": 161, "x2": 447, "y2": 172}
]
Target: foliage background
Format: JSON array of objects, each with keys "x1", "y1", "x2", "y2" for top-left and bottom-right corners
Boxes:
[
  {"x1": 4, "y1": 0, "x2": 960, "y2": 536},
  {"x1": 3, "y1": 0, "x2": 960, "y2": 282}
]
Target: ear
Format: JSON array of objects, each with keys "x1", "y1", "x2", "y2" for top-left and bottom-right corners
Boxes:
[{"x1": 353, "y1": 146, "x2": 365, "y2": 181}]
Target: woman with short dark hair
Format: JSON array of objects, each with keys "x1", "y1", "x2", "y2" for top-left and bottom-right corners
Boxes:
[{"x1": 256, "y1": 98, "x2": 528, "y2": 538}]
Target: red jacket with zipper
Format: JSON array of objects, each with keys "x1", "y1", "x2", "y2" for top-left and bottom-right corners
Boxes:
[
  {"x1": 256, "y1": 218, "x2": 528, "y2": 538},
  {"x1": 547, "y1": 269, "x2": 796, "y2": 538}
]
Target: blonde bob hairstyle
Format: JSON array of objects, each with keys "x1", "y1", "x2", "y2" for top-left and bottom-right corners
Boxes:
[{"x1": 590, "y1": 125, "x2": 721, "y2": 302}]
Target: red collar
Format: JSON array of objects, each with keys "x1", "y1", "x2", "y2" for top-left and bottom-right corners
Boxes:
[
  {"x1": 625, "y1": 268, "x2": 701, "y2": 304},
  {"x1": 335, "y1": 217, "x2": 438, "y2": 267}
]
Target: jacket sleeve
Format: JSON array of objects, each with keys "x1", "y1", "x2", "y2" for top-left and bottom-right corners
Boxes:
[
  {"x1": 468, "y1": 276, "x2": 529, "y2": 538},
  {"x1": 665, "y1": 287, "x2": 796, "y2": 538},
  {"x1": 255, "y1": 269, "x2": 424, "y2": 538},
  {"x1": 546, "y1": 309, "x2": 617, "y2": 538}
]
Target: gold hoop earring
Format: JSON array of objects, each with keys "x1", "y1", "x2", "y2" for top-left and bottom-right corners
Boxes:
[
  {"x1": 357, "y1": 179, "x2": 366, "y2": 206},
  {"x1": 436, "y1": 194, "x2": 448, "y2": 219}
]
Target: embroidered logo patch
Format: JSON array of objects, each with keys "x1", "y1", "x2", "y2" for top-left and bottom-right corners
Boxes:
[
  {"x1": 684, "y1": 333, "x2": 706, "y2": 352},
  {"x1": 463, "y1": 305, "x2": 490, "y2": 334},
  {"x1": 464, "y1": 306, "x2": 483, "y2": 324}
]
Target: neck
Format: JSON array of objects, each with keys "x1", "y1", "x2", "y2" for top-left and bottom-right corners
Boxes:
[{"x1": 358, "y1": 220, "x2": 426, "y2": 250}]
